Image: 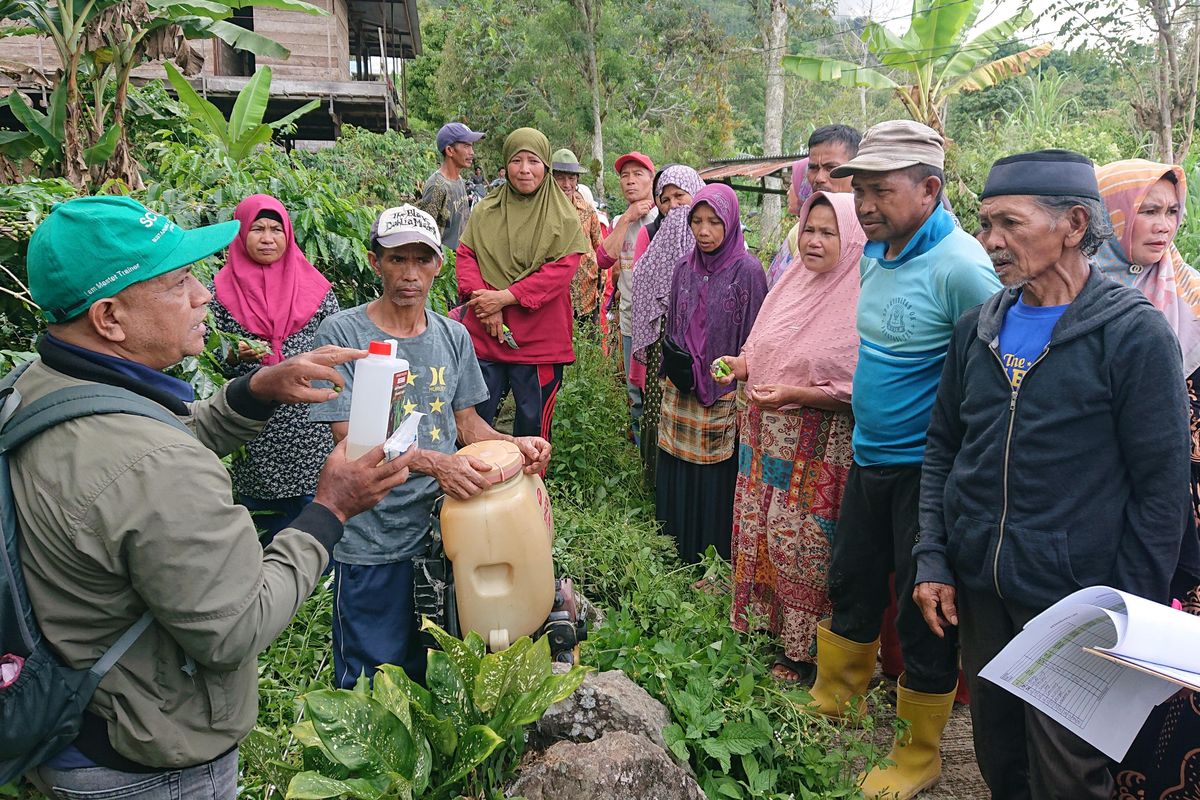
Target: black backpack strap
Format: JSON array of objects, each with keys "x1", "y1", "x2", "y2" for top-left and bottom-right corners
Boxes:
[
  {"x1": 0, "y1": 379, "x2": 192, "y2": 673},
  {"x1": 0, "y1": 384, "x2": 191, "y2": 453},
  {"x1": 0, "y1": 360, "x2": 37, "y2": 429}
]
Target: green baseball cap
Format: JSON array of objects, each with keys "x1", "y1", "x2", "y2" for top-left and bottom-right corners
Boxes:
[{"x1": 28, "y1": 196, "x2": 240, "y2": 323}]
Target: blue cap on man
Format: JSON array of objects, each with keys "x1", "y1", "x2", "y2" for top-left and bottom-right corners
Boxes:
[{"x1": 436, "y1": 122, "x2": 485, "y2": 155}]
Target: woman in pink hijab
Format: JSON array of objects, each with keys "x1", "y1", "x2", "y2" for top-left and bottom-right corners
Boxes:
[
  {"x1": 211, "y1": 194, "x2": 340, "y2": 541},
  {"x1": 715, "y1": 191, "x2": 864, "y2": 684}
]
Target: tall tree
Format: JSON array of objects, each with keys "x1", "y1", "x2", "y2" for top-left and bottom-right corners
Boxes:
[
  {"x1": 571, "y1": 0, "x2": 607, "y2": 200},
  {"x1": 1051, "y1": 0, "x2": 1200, "y2": 163},
  {"x1": 435, "y1": 0, "x2": 734, "y2": 187},
  {"x1": 784, "y1": 0, "x2": 1050, "y2": 134},
  {"x1": 753, "y1": 0, "x2": 788, "y2": 242}
]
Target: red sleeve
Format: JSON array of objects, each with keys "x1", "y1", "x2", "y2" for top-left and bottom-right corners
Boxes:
[
  {"x1": 454, "y1": 244, "x2": 488, "y2": 300},
  {"x1": 596, "y1": 238, "x2": 618, "y2": 270},
  {"x1": 508, "y1": 252, "x2": 582, "y2": 311}
]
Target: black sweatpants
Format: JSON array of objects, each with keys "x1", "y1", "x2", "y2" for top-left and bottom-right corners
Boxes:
[
  {"x1": 827, "y1": 463, "x2": 959, "y2": 694},
  {"x1": 475, "y1": 361, "x2": 564, "y2": 441},
  {"x1": 957, "y1": 587, "x2": 1114, "y2": 800}
]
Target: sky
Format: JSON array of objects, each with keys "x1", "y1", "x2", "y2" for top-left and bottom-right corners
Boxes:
[{"x1": 831, "y1": 0, "x2": 1139, "y2": 44}]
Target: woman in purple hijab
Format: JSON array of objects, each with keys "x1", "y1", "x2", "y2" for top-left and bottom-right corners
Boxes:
[
  {"x1": 765, "y1": 158, "x2": 811, "y2": 289},
  {"x1": 656, "y1": 183, "x2": 767, "y2": 564}
]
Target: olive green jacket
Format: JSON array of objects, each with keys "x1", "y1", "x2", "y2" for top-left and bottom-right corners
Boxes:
[{"x1": 10, "y1": 358, "x2": 336, "y2": 767}]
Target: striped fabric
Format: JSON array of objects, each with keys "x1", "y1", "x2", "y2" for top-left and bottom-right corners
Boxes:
[{"x1": 657, "y1": 379, "x2": 737, "y2": 465}]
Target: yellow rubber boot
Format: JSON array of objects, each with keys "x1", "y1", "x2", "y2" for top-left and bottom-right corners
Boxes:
[
  {"x1": 859, "y1": 676, "x2": 957, "y2": 799},
  {"x1": 806, "y1": 618, "x2": 879, "y2": 718}
]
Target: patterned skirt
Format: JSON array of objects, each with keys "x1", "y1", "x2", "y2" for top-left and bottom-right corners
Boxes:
[{"x1": 730, "y1": 402, "x2": 854, "y2": 664}]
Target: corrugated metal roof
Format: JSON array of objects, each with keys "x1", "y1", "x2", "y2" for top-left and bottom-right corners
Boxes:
[{"x1": 698, "y1": 157, "x2": 798, "y2": 181}]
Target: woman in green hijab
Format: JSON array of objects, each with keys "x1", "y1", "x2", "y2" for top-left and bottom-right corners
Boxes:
[{"x1": 455, "y1": 127, "x2": 590, "y2": 441}]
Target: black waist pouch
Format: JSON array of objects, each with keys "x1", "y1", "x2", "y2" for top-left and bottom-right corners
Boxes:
[{"x1": 661, "y1": 335, "x2": 695, "y2": 394}]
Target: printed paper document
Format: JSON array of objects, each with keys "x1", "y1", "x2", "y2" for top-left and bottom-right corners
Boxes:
[{"x1": 979, "y1": 586, "x2": 1200, "y2": 760}]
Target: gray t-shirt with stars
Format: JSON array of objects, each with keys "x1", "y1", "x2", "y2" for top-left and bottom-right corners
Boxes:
[{"x1": 309, "y1": 304, "x2": 489, "y2": 564}]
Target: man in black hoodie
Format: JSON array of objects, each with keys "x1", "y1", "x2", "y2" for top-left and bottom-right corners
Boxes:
[{"x1": 913, "y1": 150, "x2": 1191, "y2": 799}]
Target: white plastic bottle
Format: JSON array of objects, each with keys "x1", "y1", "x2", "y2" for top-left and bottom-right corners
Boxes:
[{"x1": 345, "y1": 339, "x2": 410, "y2": 460}]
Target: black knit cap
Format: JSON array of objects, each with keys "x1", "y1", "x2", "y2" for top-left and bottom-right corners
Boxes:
[{"x1": 980, "y1": 149, "x2": 1100, "y2": 201}]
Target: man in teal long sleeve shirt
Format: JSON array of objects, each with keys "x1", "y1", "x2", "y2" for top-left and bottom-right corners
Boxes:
[{"x1": 804, "y1": 121, "x2": 1001, "y2": 800}]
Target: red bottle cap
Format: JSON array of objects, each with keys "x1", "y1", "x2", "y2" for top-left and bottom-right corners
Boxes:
[{"x1": 368, "y1": 341, "x2": 393, "y2": 356}]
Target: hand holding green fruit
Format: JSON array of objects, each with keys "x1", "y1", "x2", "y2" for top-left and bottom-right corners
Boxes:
[
  {"x1": 711, "y1": 354, "x2": 747, "y2": 386},
  {"x1": 237, "y1": 338, "x2": 272, "y2": 362}
]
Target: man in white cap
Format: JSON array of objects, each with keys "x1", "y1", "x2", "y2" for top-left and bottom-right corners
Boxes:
[
  {"x1": 806, "y1": 120, "x2": 1002, "y2": 799},
  {"x1": 418, "y1": 121, "x2": 485, "y2": 251},
  {"x1": 309, "y1": 205, "x2": 551, "y2": 689}
]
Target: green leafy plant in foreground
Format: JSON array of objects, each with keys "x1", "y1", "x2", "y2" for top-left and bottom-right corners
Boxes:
[
  {"x1": 547, "y1": 335, "x2": 894, "y2": 798},
  {"x1": 267, "y1": 621, "x2": 588, "y2": 800},
  {"x1": 563, "y1": 528, "x2": 893, "y2": 799}
]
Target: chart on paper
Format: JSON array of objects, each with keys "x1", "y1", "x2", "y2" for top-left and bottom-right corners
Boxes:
[
  {"x1": 995, "y1": 616, "x2": 1122, "y2": 726},
  {"x1": 980, "y1": 590, "x2": 1178, "y2": 761}
]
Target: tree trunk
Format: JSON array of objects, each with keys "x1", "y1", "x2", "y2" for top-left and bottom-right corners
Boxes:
[
  {"x1": 1178, "y1": 2, "x2": 1200, "y2": 159},
  {"x1": 62, "y1": 49, "x2": 89, "y2": 189},
  {"x1": 1157, "y1": 31, "x2": 1175, "y2": 162},
  {"x1": 760, "y1": 0, "x2": 787, "y2": 246},
  {"x1": 103, "y1": 56, "x2": 145, "y2": 190},
  {"x1": 577, "y1": 0, "x2": 606, "y2": 202}
]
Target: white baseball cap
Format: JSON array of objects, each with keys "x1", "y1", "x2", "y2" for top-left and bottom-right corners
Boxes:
[{"x1": 370, "y1": 205, "x2": 443, "y2": 258}]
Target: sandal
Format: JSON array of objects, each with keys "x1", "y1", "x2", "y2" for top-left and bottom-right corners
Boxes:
[
  {"x1": 691, "y1": 576, "x2": 731, "y2": 595},
  {"x1": 771, "y1": 652, "x2": 816, "y2": 684}
]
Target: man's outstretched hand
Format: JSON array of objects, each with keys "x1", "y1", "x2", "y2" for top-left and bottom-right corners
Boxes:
[
  {"x1": 315, "y1": 440, "x2": 416, "y2": 523},
  {"x1": 514, "y1": 436, "x2": 551, "y2": 474},
  {"x1": 249, "y1": 345, "x2": 366, "y2": 404}
]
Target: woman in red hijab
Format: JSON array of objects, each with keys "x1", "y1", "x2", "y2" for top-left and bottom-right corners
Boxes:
[{"x1": 211, "y1": 194, "x2": 340, "y2": 541}]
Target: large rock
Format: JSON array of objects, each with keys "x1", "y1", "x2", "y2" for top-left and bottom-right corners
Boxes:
[
  {"x1": 536, "y1": 668, "x2": 672, "y2": 752},
  {"x1": 507, "y1": 731, "x2": 705, "y2": 800}
]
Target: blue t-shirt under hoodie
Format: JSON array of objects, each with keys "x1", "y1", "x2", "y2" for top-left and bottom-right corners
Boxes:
[
  {"x1": 997, "y1": 296, "x2": 1068, "y2": 389},
  {"x1": 852, "y1": 205, "x2": 1001, "y2": 466}
]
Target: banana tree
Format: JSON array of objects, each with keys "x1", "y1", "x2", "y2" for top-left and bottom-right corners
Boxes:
[
  {"x1": 164, "y1": 62, "x2": 319, "y2": 161},
  {"x1": 783, "y1": 0, "x2": 1051, "y2": 135},
  {"x1": 0, "y1": 0, "x2": 326, "y2": 188}
]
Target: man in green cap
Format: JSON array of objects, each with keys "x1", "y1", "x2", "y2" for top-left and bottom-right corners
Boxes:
[
  {"x1": 551, "y1": 148, "x2": 603, "y2": 321},
  {"x1": 13, "y1": 196, "x2": 414, "y2": 797}
]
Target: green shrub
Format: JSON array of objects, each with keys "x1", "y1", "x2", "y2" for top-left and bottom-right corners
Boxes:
[
  {"x1": 553, "y1": 502, "x2": 890, "y2": 799},
  {"x1": 1175, "y1": 156, "x2": 1200, "y2": 269},
  {"x1": 544, "y1": 327, "x2": 645, "y2": 508},
  {"x1": 946, "y1": 112, "x2": 1148, "y2": 227},
  {"x1": 0, "y1": 178, "x2": 78, "y2": 341},
  {"x1": 293, "y1": 126, "x2": 439, "y2": 208},
  {"x1": 244, "y1": 622, "x2": 588, "y2": 800}
]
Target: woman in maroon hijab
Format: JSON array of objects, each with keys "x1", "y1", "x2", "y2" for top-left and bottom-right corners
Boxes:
[
  {"x1": 657, "y1": 184, "x2": 767, "y2": 564},
  {"x1": 211, "y1": 194, "x2": 340, "y2": 541}
]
